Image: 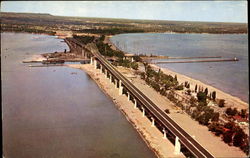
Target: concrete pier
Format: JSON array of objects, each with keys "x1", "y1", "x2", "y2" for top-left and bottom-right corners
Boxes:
[
  {"x1": 174, "y1": 136, "x2": 181, "y2": 155},
  {"x1": 119, "y1": 80, "x2": 123, "y2": 95},
  {"x1": 100, "y1": 64, "x2": 102, "y2": 73},
  {"x1": 134, "y1": 99, "x2": 137, "y2": 109},
  {"x1": 115, "y1": 79, "x2": 118, "y2": 88},
  {"x1": 90, "y1": 57, "x2": 93, "y2": 65},
  {"x1": 109, "y1": 75, "x2": 112, "y2": 83},
  {"x1": 142, "y1": 107, "x2": 145, "y2": 117},
  {"x1": 163, "y1": 129, "x2": 167, "y2": 139},
  {"x1": 151, "y1": 117, "x2": 155, "y2": 127}
]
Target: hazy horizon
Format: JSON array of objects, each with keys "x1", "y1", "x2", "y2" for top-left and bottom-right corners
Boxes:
[{"x1": 1, "y1": 1, "x2": 247, "y2": 23}]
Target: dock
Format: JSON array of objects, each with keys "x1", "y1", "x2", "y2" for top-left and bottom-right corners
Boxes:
[
  {"x1": 167, "y1": 56, "x2": 222, "y2": 59},
  {"x1": 154, "y1": 58, "x2": 239, "y2": 64},
  {"x1": 28, "y1": 64, "x2": 65, "y2": 67}
]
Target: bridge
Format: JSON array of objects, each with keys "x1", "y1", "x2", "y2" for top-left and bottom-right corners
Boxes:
[{"x1": 66, "y1": 37, "x2": 215, "y2": 158}]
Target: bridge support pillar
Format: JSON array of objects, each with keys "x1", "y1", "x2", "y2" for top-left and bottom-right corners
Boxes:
[
  {"x1": 90, "y1": 57, "x2": 93, "y2": 65},
  {"x1": 163, "y1": 129, "x2": 167, "y2": 139},
  {"x1": 94, "y1": 60, "x2": 97, "y2": 69},
  {"x1": 134, "y1": 99, "x2": 137, "y2": 109},
  {"x1": 105, "y1": 69, "x2": 108, "y2": 78},
  {"x1": 100, "y1": 64, "x2": 103, "y2": 73},
  {"x1": 174, "y1": 136, "x2": 181, "y2": 155},
  {"x1": 142, "y1": 107, "x2": 145, "y2": 117},
  {"x1": 110, "y1": 75, "x2": 112, "y2": 83},
  {"x1": 127, "y1": 92, "x2": 130, "y2": 101},
  {"x1": 115, "y1": 79, "x2": 118, "y2": 88},
  {"x1": 151, "y1": 117, "x2": 155, "y2": 127},
  {"x1": 119, "y1": 80, "x2": 123, "y2": 95}
]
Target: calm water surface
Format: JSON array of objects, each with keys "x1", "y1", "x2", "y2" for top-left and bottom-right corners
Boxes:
[
  {"x1": 1, "y1": 32, "x2": 156, "y2": 158},
  {"x1": 111, "y1": 33, "x2": 248, "y2": 103}
]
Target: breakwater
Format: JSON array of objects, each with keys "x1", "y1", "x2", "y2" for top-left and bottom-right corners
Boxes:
[{"x1": 153, "y1": 58, "x2": 238, "y2": 64}]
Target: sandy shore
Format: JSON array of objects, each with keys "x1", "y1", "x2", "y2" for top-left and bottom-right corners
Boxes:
[
  {"x1": 150, "y1": 64, "x2": 248, "y2": 110},
  {"x1": 67, "y1": 64, "x2": 185, "y2": 158}
]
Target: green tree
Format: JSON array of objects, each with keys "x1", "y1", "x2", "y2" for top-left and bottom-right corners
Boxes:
[
  {"x1": 197, "y1": 91, "x2": 207, "y2": 103},
  {"x1": 195, "y1": 84, "x2": 197, "y2": 92},
  {"x1": 240, "y1": 109, "x2": 247, "y2": 118},
  {"x1": 197, "y1": 113, "x2": 210, "y2": 125},
  {"x1": 224, "y1": 121, "x2": 236, "y2": 130},
  {"x1": 204, "y1": 88, "x2": 208, "y2": 95},
  {"x1": 100, "y1": 35, "x2": 105, "y2": 41},
  {"x1": 218, "y1": 99, "x2": 225, "y2": 107},
  {"x1": 223, "y1": 131, "x2": 234, "y2": 144},
  {"x1": 130, "y1": 62, "x2": 138, "y2": 70},
  {"x1": 175, "y1": 84, "x2": 184, "y2": 90},
  {"x1": 133, "y1": 55, "x2": 142, "y2": 62},
  {"x1": 189, "y1": 96, "x2": 196, "y2": 106},
  {"x1": 211, "y1": 112, "x2": 220, "y2": 122},
  {"x1": 233, "y1": 128, "x2": 247, "y2": 147},
  {"x1": 226, "y1": 108, "x2": 238, "y2": 116},
  {"x1": 212, "y1": 91, "x2": 216, "y2": 101}
]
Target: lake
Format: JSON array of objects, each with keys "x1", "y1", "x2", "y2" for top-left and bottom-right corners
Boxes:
[
  {"x1": 111, "y1": 33, "x2": 248, "y2": 103},
  {"x1": 1, "y1": 32, "x2": 156, "y2": 158}
]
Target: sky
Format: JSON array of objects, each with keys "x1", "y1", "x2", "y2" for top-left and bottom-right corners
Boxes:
[{"x1": 1, "y1": 1, "x2": 248, "y2": 23}]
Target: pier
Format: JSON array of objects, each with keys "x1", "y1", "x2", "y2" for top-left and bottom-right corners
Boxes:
[
  {"x1": 154, "y1": 58, "x2": 239, "y2": 64},
  {"x1": 167, "y1": 56, "x2": 222, "y2": 59}
]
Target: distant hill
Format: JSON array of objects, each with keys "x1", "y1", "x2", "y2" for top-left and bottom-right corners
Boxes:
[{"x1": 1, "y1": 12, "x2": 248, "y2": 34}]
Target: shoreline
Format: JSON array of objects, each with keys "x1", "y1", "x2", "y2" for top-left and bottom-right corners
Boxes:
[{"x1": 106, "y1": 36, "x2": 248, "y2": 110}]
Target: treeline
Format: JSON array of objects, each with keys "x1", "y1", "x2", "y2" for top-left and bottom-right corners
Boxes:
[
  {"x1": 208, "y1": 121, "x2": 248, "y2": 154},
  {"x1": 95, "y1": 35, "x2": 125, "y2": 58},
  {"x1": 112, "y1": 58, "x2": 139, "y2": 70},
  {"x1": 75, "y1": 28, "x2": 146, "y2": 35},
  {"x1": 72, "y1": 35, "x2": 95, "y2": 44},
  {"x1": 140, "y1": 63, "x2": 180, "y2": 93},
  {"x1": 138, "y1": 66, "x2": 248, "y2": 154},
  {"x1": 1, "y1": 24, "x2": 56, "y2": 35},
  {"x1": 1, "y1": 12, "x2": 247, "y2": 35}
]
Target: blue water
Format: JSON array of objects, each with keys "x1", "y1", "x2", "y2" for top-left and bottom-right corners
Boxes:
[
  {"x1": 1, "y1": 32, "x2": 156, "y2": 158},
  {"x1": 111, "y1": 33, "x2": 248, "y2": 103}
]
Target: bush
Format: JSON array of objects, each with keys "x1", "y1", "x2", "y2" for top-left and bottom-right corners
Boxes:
[
  {"x1": 218, "y1": 99, "x2": 225, "y2": 107},
  {"x1": 212, "y1": 91, "x2": 216, "y2": 100},
  {"x1": 211, "y1": 112, "x2": 220, "y2": 122},
  {"x1": 165, "y1": 109, "x2": 170, "y2": 114},
  {"x1": 208, "y1": 122, "x2": 223, "y2": 135},
  {"x1": 197, "y1": 91, "x2": 207, "y2": 103},
  {"x1": 130, "y1": 62, "x2": 138, "y2": 70},
  {"x1": 223, "y1": 131, "x2": 234, "y2": 144},
  {"x1": 133, "y1": 55, "x2": 142, "y2": 62},
  {"x1": 233, "y1": 128, "x2": 247, "y2": 147},
  {"x1": 226, "y1": 108, "x2": 238, "y2": 116},
  {"x1": 187, "y1": 89, "x2": 191, "y2": 95},
  {"x1": 175, "y1": 84, "x2": 184, "y2": 90}
]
